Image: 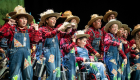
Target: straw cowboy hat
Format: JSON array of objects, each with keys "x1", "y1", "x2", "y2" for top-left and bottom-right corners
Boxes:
[
  {"x1": 75, "y1": 30, "x2": 90, "y2": 39},
  {"x1": 103, "y1": 10, "x2": 118, "y2": 22},
  {"x1": 88, "y1": 14, "x2": 103, "y2": 26},
  {"x1": 3, "y1": 12, "x2": 16, "y2": 21},
  {"x1": 40, "y1": 9, "x2": 60, "y2": 23},
  {"x1": 124, "y1": 26, "x2": 131, "y2": 33},
  {"x1": 61, "y1": 22, "x2": 72, "y2": 32},
  {"x1": 131, "y1": 24, "x2": 140, "y2": 36},
  {"x1": 121, "y1": 24, "x2": 128, "y2": 30},
  {"x1": 11, "y1": 5, "x2": 34, "y2": 24},
  {"x1": 85, "y1": 25, "x2": 89, "y2": 29},
  {"x1": 65, "y1": 15, "x2": 80, "y2": 24},
  {"x1": 61, "y1": 11, "x2": 72, "y2": 18},
  {"x1": 104, "y1": 19, "x2": 122, "y2": 33}
]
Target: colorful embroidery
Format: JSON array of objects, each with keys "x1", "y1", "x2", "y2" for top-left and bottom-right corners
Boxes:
[
  {"x1": 48, "y1": 54, "x2": 54, "y2": 63},
  {"x1": 56, "y1": 67, "x2": 60, "y2": 77},
  {"x1": 111, "y1": 69, "x2": 117, "y2": 76},
  {"x1": 24, "y1": 58, "x2": 29, "y2": 69},
  {"x1": 118, "y1": 68, "x2": 122, "y2": 74},
  {"x1": 28, "y1": 56, "x2": 31, "y2": 66},
  {"x1": 70, "y1": 48, "x2": 75, "y2": 53},
  {"x1": 12, "y1": 75, "x2": 18, "y2": 80},
  {"x1": 136, "y1": 63, "x2": 140, "y2": 70},
  {"x1": 109, "y1": 59, "x2": 117, "y2": 65},
  {"x1": 14, "y1": 38, "x2": 23, "y2": 47}
]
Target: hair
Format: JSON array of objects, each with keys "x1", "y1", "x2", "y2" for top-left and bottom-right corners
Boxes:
[
  {"x1": 76, "y1": 36, "x2": 88, "y2": 42},
  {"x1": 135, "y1": 31, "x2": 140, "y2": 50}
]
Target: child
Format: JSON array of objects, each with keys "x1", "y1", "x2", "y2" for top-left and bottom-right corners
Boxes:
[
  {"x1": 39, "y1": 9, "x2": 77, "y2": 80},
  {"x1": 104, "y1": 19, "x2": 127, "y2": 80},
  {"x1": 75, "y1": 30, "x2": 108, "y2": 80},
  {"x1": 129, "y1": 24, "x2": 140, "y2": 80},
  {"x1": 0, "y1": 5, "x2": 40, "y2": 80},
  {"x1": 60, "y1": 22, "x2": 76, "y2": 80}
]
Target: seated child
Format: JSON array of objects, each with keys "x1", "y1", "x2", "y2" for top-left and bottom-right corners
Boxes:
[{"x1": 75, "y1": 30, "x2": 108, "y2": 80}]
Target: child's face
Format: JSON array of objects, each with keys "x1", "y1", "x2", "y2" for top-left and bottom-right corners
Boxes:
[
  {"x1": 77, "y1": 38, "x2": 87, "y2": 47},
  {"x1": 117, "y1": 28, "x2": 124, "y2": 37},
  {"x1": 109, "y1": 24, "x2": 118, "y2": 34},
  {"x1": 123, "y1": 30, "x2": 128, "y2": 39},
  {"x1": 46, "y1": 17, "x2": 57, "y2": 27},
  {"x1": 17, "y1": 16, "x2": 28, "y2": 27}
]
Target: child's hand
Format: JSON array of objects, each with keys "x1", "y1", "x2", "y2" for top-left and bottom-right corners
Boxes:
[
  {"x1": 95, "y1": 52, "x2": 100, "y2": 57},
  {"x1": 132, "y1": 44, "x2": 136, "y2": 49},
  {"x1": 8, "y1": 19, "x2": 16, "y2": 25},
  {"x1": 83, "y1": 58, "x2": 86, "y2": 62},
  {"x1": 124, "y1": 59, "x2": 127, "y2": 65},
  {"x1": 135, "y1": 49, "x2": 140, "y2": 53},
  {"x1": 118, "y1": 43, "x2": 122, "y2": 51},
  {"x1": 0, "y1": 48, "x2": 5, "y2": 54},
  {"x1": 135, "y1": 55, "x2": 139, "y2": 59},
  {"x1": 72, "y1": 35, "x2": 76, "y2": 43}
]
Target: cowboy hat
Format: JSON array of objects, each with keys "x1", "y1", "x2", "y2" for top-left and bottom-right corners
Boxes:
[
  {"x1": 125, "y1": 26, "x2": 131, "y2": 33},
  {"x1": 131, "y1": 24, "x2": 140, "y2": 36},
  {"x1": 104, "y1": 19, "x2": 122, "y2": 33},
  {"x1": 103, "y1": 10, "x2": 118, "y2": 22},
  {"x1": 65, "y1": 15, "x2": 80, "y2": 24},
  {"x1": 88, "y1": 14, "x2": 103, "y2": 26},
  {"x1": 11, "y1": 5, "x2": 34, "y2": 24},
  {"x1": 121, "y1": 24, "x2": 128, "y2": 30},
  {"x1": 75, "y1": 30, "x2": 90, "y2": 39},
  {"x1": 61, "y1": 22, "x2": 72, "y2": 32},
  {"x1": 40, "y1": 9, "x2": 60, "y2": 23},
  {"x1": 61, "y1": 11, "x2": 72, "y2": 18}
]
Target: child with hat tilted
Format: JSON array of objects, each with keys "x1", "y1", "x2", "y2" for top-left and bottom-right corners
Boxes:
[
  {"x1": 39, "y1": 9, "x2": 77, "y2": 80},
  {"x1": 75, "y1": 30, "x2": 108, "y2": 80},
  {"x1": 59, "y1": 22, "x2": 76, "y2": 80},
  {"x1": 104, "y1": 19, "x2": 127, "y2": 80},
  {"x1": 123, "y1": 25, "x2": 135, "y2": 80},
  {"x1": 0, "y1": 5, "x2": 41, "y2": 80},
  {"x1": 129, "y1": 24, "x2": 140, "y2": 80}
]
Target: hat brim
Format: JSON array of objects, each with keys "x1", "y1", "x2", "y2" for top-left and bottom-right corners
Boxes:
[
  {"x1": 60, "y1": 16, "x2": 67, "y2": 18},
  {"x1": 88, "y1": 16, "x2": 103, "y2": 26},
  {"x1": 121, "y1": 24, "x2": 128, "y2": 30},
  {"x1": 8, "y1": 11, "x2": 17, "y2": 16},
  {"x1": 76, "y1": 34, "x2": 90, "y2": 39},
  {"x1": 61, "y1": 23, "x2": 72, "y2": 32},
  {"x1": 65, "y1": 16, "x2": 80, "y2": 24},
  {"x1": 125, "y1": 27, "x2": 130, "y2": 33},
  {"x1": 103, "y1": 11, "x2": 118, "y2": 22},
  {"x1": 3, "y1": 18, "x2": 9, "y2": 21},
  {"x1": 40, "y1": 13, "x2": 60, "y2": 23},
  {"x1": 11, "y1": 13, "x2": 34, "y2": 24},
  {"x1": 131, "y1": 28, "x2": 140, "y2": 36},
  {"x1": 104, "y1": 20, "x2": 122, "y2": 33}
]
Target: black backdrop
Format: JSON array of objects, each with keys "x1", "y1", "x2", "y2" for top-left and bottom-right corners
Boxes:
[{"x1": 24, "y1": 0, "x2": 140, "y2": 40}]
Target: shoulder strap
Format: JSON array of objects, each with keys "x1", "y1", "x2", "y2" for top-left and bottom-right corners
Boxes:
[
  {"x1": 89, "y1": 28, "x2": 95, "y2": 38},
  {"x1": 98, "y1": 29, "x2": 102, "y2": 36}
]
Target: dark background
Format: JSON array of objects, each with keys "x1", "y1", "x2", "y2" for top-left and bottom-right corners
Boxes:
[{"x1": 24, "y1": 0, "x2": 140, "y2": 40}]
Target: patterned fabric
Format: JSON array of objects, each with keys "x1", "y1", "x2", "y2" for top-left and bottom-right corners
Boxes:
[
  {"x1": 60, "y1": 37, "x2": 75, "y2": 57},
  {"x1": 129, "y1": 39, "x2": 137, "y2": 58},
  {"x1": 14, "y1": 38, "x2": 23, "y2": 47},
  {"x1": 0, "y1": 23, "x2": 41, "y2": 48},
  {"x1": 104, "y1": 33, "x2": 127, "y2": 59},
  {"x1": 39, "y1": 25, "x2": 76, "y2": 44},
  {"x1": 48, "y1": 54, "x2": 54, "y2": 63},
  {"x1": 85, "y1": 27, "x2": 104, "y2": 55}
]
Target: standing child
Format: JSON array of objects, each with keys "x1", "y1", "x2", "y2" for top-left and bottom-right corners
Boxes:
[{"x1": 104, "y1": 19, "x2": 127, "y2": 80}]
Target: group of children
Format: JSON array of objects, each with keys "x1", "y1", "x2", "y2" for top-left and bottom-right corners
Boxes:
[{"x1": 0, "y1": 5, "x2": 140, "y2": 80}]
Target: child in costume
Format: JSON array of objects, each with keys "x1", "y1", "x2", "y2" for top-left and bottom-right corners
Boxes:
[
  {"x1": 60, "y1": 22, "x2": 77, "y2": 80},
  {"x1": 129, "y1": 24, "x2": 140, "y2": 80},
  {"x1": 75, "y1": 30, "x2": 108, "y2": 80},
  {"x1": 0, "y1": 5, "x2": 41, "y2": 80},
  {"x1": 39, "y1": 9, "x2": 77, "y2": 80},
  {"x1": 104, "y1": 19, "x2": 127, "y2": 80}
]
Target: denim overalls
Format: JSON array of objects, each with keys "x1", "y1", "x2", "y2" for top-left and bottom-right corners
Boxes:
[
  {"x1": 76, "y1": 46, "x2": 107, "y2": 80},
  {"x1": 131, "y1": 51, "x2": 140, "y2": 80},
  {"x1": 9, "y1": 28, "x2": 33, "y2": 80},
  {"x1": 123, "y1": 45, "x2": 130, "y2": 80},
  {"x1": 43, "y1": 35, "x2": 61, "y2": 80},
  {"x1": 62, "y1": 47, "x2": 76, "y2": 80},
  {"x1": 90, "y1": 28, "x2": 102, "y2": 54},
  {"x1": 104, "y1": 33, "x2": 121, "y2": 80},
  {"x1": 0, "y1": 38, "x2": 8, "y2": 61}
]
